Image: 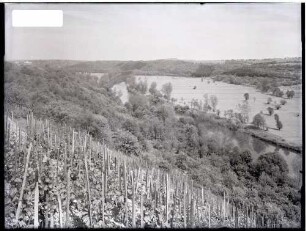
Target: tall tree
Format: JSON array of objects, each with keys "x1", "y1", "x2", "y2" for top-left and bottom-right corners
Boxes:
[
  {"x1": 161, "y1": 82, "x2": 173, "y2": 101},
  {"x1": 210, "y1": 95, "x2": 218, "y2": 112}
]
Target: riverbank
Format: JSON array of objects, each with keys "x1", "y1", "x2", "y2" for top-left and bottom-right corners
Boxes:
[{"x1": 242, "y1": 126, "x2": 302, "y2": 154}]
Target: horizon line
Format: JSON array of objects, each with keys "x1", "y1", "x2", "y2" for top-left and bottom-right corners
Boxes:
[{"x1": 6, "y1": 56, "x2": 302, "y2": 63}]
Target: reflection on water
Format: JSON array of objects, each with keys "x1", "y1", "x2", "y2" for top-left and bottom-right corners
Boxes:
[
  {"x1": 113, "y1": 77, "x2": 302, "y2": 179},
  {"x1": 205, "y1": 125, "x2": 301, "y2": 178},
  {"x1": 252, "y1": 138, "x2": 267, "y2": 154},
  {"x1": 284, "y1": 149, "x2": 290, "y2": 156}
]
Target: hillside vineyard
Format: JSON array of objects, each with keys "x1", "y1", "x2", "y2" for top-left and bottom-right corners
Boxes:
[
  {"x1": 4, "y1": 3, "x2": 303, "y2": 227},
  {"x1": 5, "y1": 112, "x2": 285, "y2": 228}
]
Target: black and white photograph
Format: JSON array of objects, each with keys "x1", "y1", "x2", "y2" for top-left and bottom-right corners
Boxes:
[{"x1": 4, "y1": 3, "x2": 304, "y2": 229}]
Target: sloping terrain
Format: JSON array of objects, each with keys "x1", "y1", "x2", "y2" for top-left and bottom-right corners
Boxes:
[{"x1": 4, "y1": 60, "x2": 302, "y2": 228}]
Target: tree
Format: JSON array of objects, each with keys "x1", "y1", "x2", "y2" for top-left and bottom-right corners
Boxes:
[
  {"x1": 224, "y1": 109, "x2": 234, "y2": 119},
  {"x1": 260, "y1": 79, "x2": 270, "y2": 92},
  {"x1": 155, "y1": 104, "x2": 175, "y2": 125},
  {"x1": 237, "y1": 101, "x2": 250, "y2": 123},
  {"x1": 267, "y1": 97, "x2": 272, "y2": 104},
  {"x1": 273, "y1": 87, "x2": 284, "y2": 97},
  {"x1": 244, "y1": 93, "x2": 249, "y2": 101},
  {"x1": 280, "y1": 99, "x2": 287, "y2": 105},
  {"x1": 286, "y1": 90, "x2": 295, "y2": 99},
  {"x1": 275, "y1": 104, "x2": 281, "y2": 110},
  {"x1": 267, "y1": 107, "x2": 274, "y2": 116},
  {"x1": 192, "y1": 64, "x2": 214, "y2": 77},
  {"x1": 210, "y1": 95, "x2": 218, "y2": 112},
  {"x1": 114, "y1": 130, "x2": 141, "y2": 156},
  {"x1": 161, "y1": 82, "x2": 173, "y2": 100},
  {"x1": 274, "y1": 114, "x2": 279, "y2": 122},
  {"x1": 128, "y1": 93, "x2": 148, "y2": 118},
  {"x1": 216, "y1": 109, "x2": 220, "y2": 116},
  {"x1": 135, "y1": 80, "x2": 148, "y2": 94},
  {"x1": 276, "y1": 120, "x2": 283, "y2": 130},
  {"x1": 149, "y1": 81, "x2": 157, "y2": 96},
  {"x1": 252, "y1": 113, "x2": 266, "y2": 129},
  {"x1": 255, "y1": 152, "x2": 289, "y2": 185}
]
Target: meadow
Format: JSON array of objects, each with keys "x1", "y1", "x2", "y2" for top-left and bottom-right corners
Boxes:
[{"x1": 133, "y1": 76, "x2": 302, "y2": 146}]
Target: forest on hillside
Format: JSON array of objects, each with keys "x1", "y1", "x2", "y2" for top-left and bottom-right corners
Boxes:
[{"x1": 4, "y1": 61, "x2": 301, "y2": 228}]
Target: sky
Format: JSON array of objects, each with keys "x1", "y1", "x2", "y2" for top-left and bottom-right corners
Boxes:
[{"x1": 5, "y1": 3, "x2": 302, "y2": 61}]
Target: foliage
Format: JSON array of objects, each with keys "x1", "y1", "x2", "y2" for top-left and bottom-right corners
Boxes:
[
  {"x1": 252, "y1": 113, "x2": 266, "y2": 129},
  {"x1": 210, "y1": 95, "x2": 218, "y2": 112},
  {"x1": 286, "y1": 90, "x2": 295, "y2": 99},
  {"x1": 244, "y1": 93, "x2": 249, "y2": 101},
  {"x1": 5, "y1": 61, "x2": 301, "y2": 227},
  {"x1": 113, "y1": 130, "x2": 141, "y2": 156},
  {"x1": 276, "y1": 120, "x2": 283, "y2": 130},
  {"x1": 254, "y1": 152, "x2": 289, "y2": 185},
  {"x1": 135, "y1": 80, "x2": 148, "y2": 94},
  {"x1": 272, "y1": 88, "x2": 284, "y2": 98},
  {"x1": 161, "y1": 83, "x2": 173, "y2": 101},
  {"x1": 267, "y1": 107, "x2": 274, "y2": 116},
  {"x1": 275, "y1": 104, "x2": 281, "y2": 110},
  {"x1": 267, "y1": 97, "x2": 272, "y2": 104},
  {"x1": 274, "y1": 114, "x2": 279, "y2": 122},
  {"x1": 192, "y1": 64, "x2": 215, "y2": 77},
  {"x1": 149, "y1": 82, "x2": 157, "y2": 96}
]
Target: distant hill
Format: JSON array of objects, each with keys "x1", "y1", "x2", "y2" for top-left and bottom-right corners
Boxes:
[
  {"x1": 8, "y1": 57, "x2": 302, "y2": 86},
  {"x1": 64, "y1": 57, "x2": 302, "y2": 80}
]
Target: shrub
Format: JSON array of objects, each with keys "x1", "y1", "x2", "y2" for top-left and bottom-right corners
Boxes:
[
  {"x1": 135, "y1": 80, "x2": 148, "y2": 94},
  {"x1": 267, "y1": 97, "x2": 272, "y2": 104},
  {"x1": 149, "y1": 82, "x2": 157, "y2": 95},
  {"x1": 210, "y1": 95, "x2": 218, "y2": 112},
  {"x1": 113, "y1": 130, "x2": 141, "y2": 156},
  {"x1": 274, "y1": 114, "x2": 279, "y2": 122},
  {"x1": 174, "y1": 105, "x2": 189, "y2": 114},
  {"x1": 252, "y1": 113, "x2": 266, "y2": 130},
  {"x1": 216, "y1": 109, "x2": 220, "y2": 116},
  {"x1": 275, "y1": 104, "x2": 281, "y2": 110},
  {"x1": 255, "y1": 152, "x2": 289, "y2": 184},
  {"x1": 280, "y1": 99, "x2": 287, "y2": 105},
  {"x1": 267, "y1": 107, "x2": 274, "y2": 116},
  {"x1": 244, "y1": 93, "x2": 249, "y2": 101},
  {"x1": 272, "y1": 87, "x2": 284, "y2": 97},
  {"x1": 276, "y1": 120, "x2": 283, "y2": 130},
  {"x1": 286, "y1": 90, "x2": 295, "y2": 99},
  {"x1": 161, "y1": 82, "x2": 173, "y2": 100}
]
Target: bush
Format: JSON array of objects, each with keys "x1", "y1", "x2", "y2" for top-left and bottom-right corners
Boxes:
[
  {"x1": 244, "y1": 93, "x2": 249, "y2": 101},
  {"x1": 135, "y1": 80, "x2": 148, "y2": 94},
  {"x1": 276, "y1": 120, "x2": 283, "y2": 130},
  {"x1": 252, "y1": 113, "x2": 266, "y2": 129},
  {"x1": 267, "y1": 107, "x2": 274, "y2": 116},
  {"x1": 161, "y1": 82, "x2": 173, "y2": 100},
  {"x1": 255, "y1": 152, "x2": 289, "y2": 185},
  {"x1": 149, "y1": 82, "x2": 157, "y2": 95},
  {"x1": 274, "y1": 114, "x2": 279, "y2": 122},
  {"x1": 174, "y1": 105, "x2": 189, "y2": 114},
  {"x1": 286, "y1": 90, "x2": 295, "y2": 99},
  {"x1": 113, "y1": 130, "x2": 141, "y2": 156},
  {"x1": 275, "y1": 104, "x2": 281, "y2": 110},
  {"x1": 267, "y1": 97, "x2": 272, "y2": 104},
  {"x1": 280, "y1": 99, "x2": 287, "y2": 105},
  {"x1": 272, "y1": 87, "x2": 284, "y2": 97},
  {"x1": 210, "y1": 95, "x2": 218, "y2": 112}
]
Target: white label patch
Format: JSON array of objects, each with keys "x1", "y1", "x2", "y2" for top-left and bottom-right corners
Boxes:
[{"x1": 12, "y1": 10, "x2": 63, "y2": 27}]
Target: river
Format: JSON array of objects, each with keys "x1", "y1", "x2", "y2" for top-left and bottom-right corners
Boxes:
[{"x1": 111, "y1": 75, "x2": 302, "y2": 180}]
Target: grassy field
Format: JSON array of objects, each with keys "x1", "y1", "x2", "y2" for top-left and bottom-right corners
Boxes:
[{"x1": 134, "y1": 76, "x2": 302, "y2": 147}]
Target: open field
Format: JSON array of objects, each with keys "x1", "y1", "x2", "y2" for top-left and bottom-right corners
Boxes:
[
  {"x1": 112, "y1": 76, "x2": 302, "y2": 178},
  {"x1": 135, "y1": 76, "x2": 302, "y2": 147}
]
